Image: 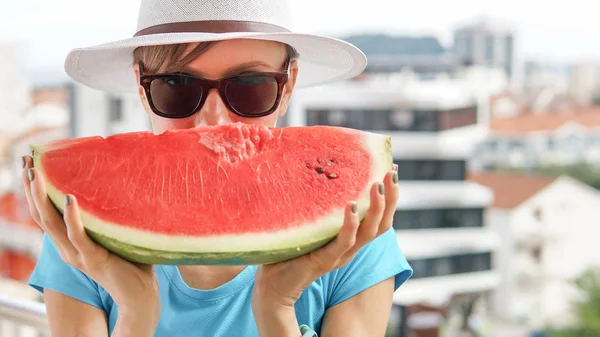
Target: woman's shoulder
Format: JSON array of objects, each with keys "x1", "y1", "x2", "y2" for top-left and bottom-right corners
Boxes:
[
  {"x1": 28, "y1": 233, "x2": 111, "y2": 312},
  {"x1": 311, "y1": 227, "x2": 413, "y2": 308}
]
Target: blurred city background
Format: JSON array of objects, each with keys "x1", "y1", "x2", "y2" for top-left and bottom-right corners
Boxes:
[{"x1": 1, "y1": 1, "x2": 600, "y2": 336}]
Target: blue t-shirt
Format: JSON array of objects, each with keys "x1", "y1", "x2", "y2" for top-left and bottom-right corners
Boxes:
[{"x1": 29, "y1": 228, "x2": 412, "y2": 336}]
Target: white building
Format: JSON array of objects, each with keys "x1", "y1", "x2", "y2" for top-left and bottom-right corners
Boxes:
[
  {"x1": 568, "y1": 61, "x2": 600, "y2": 105},
  {"x1": 289, "y1": 74, "x2": 501, "y2": 336},
  {"x1": 68, "y1": 82, "x2": 151, "y2": 137},
  {"x1": 468, "y1": 171, "x2": 600, "y2": 330},
  {"x1": 472, "y1": 108, "x2": 600, "y2": 171},
  {"x1": 0, "y1": 40, "x2": 31, "y2": 137},
  {"x1": 0, "y1": 81, "x2": 149, "y2": 271},
  {"x1": 452, "y1": 18, "x2": 521, "y2": 89}
]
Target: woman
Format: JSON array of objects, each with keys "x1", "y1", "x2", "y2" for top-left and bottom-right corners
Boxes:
[{"x1": 21, "y1": 0, "x2": 413, "y2": 336}]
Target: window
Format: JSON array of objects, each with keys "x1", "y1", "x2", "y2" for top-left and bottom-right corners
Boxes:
[
  {"x1": 505, "y1": 35, "x2": 514, "y2": 76},
  {"x1": 471, "y1": 252, "x2": 492, "y2": 271},
  {"x1": 108, "y1": 96, "x2": 123, "y2": 122},
  {"x1": 396, "y1": 160, "x2": 416, "y2": 180},
  {"x1": 394, "y1": 159, "x2": 466, "y2": 181},
  {"x1": 371, "y1": 110, "x2": 391, "y2": 130},
  {"x1": 413, "y1": 110, "x2": 438, "y2": 131},
  {"x1": 408, "y1": 252, "x2": 493, "y2": 279},
  {"x1": 328, "y1": 110, "x2": 346, "y2": 125},
  {"x1": 393, "y1": 210, "x2": 412, "y2": 229},
  {"x1": 413, "y1": 209, "x2": 443, "y2": 229},
  {"x1": 485, "y1": 35, "x2": 494, "y2": 64},
  {"x1": 547, "y1": 137, "x2": 555, "y2": 149},
  {"x1": 305, "y1": 106, "x2": 477, "y2": 131},
  {"x1": 393, "y1": 208, "x2": 484, "y2": 230},
  {"x1": 390, "y1": 110, "x2": 413, "y2": 130},
  {"x1": 408, "y1": 259, "x2": 429, "y2": 279},
  {"x1": 439, "y1": 160, "x2": 466, "y2": 180},
  {"x1": 306, "y1": 109, "x2": 330, "y2": 125},
  {"x1": 439, "y1": 106, "x2": 478, "y2": 130},
  {"x1": 508, "y1": 139, "x2": 524, "y2": 149},
  {"x1": 419, "y1": 161, "x2": 437, "y2": 180},
  {"x1": 460, "y1": 208, "x2": 484, "y2": 228},
  {"x1": 432, "y1": 258, "x2": 453, "y2": 276}
]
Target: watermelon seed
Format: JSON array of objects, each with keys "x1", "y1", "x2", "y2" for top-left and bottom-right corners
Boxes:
[
  {"x1": 326, "y1": 172, "x2": 338, "y2": 179},
  {"x1": 316, "y1": 167, "x2": 325, "y2": 174}
]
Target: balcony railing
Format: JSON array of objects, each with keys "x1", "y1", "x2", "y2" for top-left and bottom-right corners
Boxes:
[{"x1": 0, "y1": 294, "x2": 48, "y2": 337}]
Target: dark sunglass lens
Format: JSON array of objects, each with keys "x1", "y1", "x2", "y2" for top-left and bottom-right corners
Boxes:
[
  {"x1": 150, "y1": 76, "x2": 203, "y2": 116},
  {"x1": 225, "y1": 76, "x2": 278, "y2": 115}
]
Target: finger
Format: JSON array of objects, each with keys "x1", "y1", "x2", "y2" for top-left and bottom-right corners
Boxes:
[
  {"x1": 64, "y1": 194, "x2": 104, "y2": 258},
  {"x1": 339, "y1": 181, "x2": 387, "y2": 261},
  {"x1": 308, "y1": 202, "x2": 360, "y2": 273},
  {"x1": 356, "y1": 182, "x2": 386, "y2": 244},
  {"x1": 21, "y1": 156, "x2": 41, "y2": 223},
  {"x1": 392, "y1": 163, "x2": 398, "y2": 172},
  {"x1": 28, "y1": 167, "x2": 79, "y2": 259},
  {"x1": 376, "y1": 170, "x2": 399, "y2": 237}
]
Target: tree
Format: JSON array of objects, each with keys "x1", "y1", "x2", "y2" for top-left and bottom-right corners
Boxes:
[
  {"x1": 502, "y1": 162, "x2": 600, "y2": 190},
  {"x1": 535, "y1": 162, "x2": 600, "y2": 190},
  {"x1": 548, "y1": 267, "x2": 600, "y2": 337}
]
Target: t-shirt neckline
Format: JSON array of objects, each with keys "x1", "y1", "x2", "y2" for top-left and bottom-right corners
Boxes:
[{"x1": 160, "y1": 265, "x2": 258, "y2": 301}]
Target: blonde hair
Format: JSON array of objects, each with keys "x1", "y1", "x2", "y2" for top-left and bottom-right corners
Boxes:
[{"x1": 133, "y1": 41, "x2": 299, "y2": 74}]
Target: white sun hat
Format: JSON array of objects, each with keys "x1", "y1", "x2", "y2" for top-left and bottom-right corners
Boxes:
[{"x1": 64, "y1": 0, "x2": 367, "y2": 94}]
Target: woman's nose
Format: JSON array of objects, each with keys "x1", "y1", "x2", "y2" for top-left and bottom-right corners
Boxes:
[{"x1": 194, "y1": 89, "x2": 233, "y2": 126}]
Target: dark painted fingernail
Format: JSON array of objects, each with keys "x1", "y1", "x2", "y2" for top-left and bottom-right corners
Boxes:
[
  {"x1": 379, "y1": 183, "x2": 384, "y2": 195},
  {"x1": 28, "y1": 168, "x2": 35, "y2": 182},
  {"x1": 393, "y1": 171, "x2": 398, "y2": 184},
  {"x1": 65, "y1": 195, "x2": 71, "y2": 206},
  {"x1": 21, "y1": 156, "x2": 27, "y2": 168},
  {"x1": 351, "y1": 202, "x2": 357, "y2": 214}
]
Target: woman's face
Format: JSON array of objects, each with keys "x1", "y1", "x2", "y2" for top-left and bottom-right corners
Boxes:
[{"x1": 135, "y1": 39, "x2": 298, "y2": 133}]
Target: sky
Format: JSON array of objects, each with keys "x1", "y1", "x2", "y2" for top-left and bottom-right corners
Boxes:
[{"x1": 1, "y1": 0, "x2": 599, "y2": 77}]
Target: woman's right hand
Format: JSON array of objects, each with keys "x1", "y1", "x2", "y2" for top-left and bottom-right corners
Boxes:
[{"x1": 21, "y1": 155, "x2": 161, "y2": 328}]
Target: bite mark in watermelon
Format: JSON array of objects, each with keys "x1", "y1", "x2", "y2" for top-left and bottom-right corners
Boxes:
[{"x1": 31, "y1": 123, "x2": 392, "y2": 265}]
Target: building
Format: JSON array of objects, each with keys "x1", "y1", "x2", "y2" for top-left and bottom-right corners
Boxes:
[
  {"x1": 0, "y1": 123, "x2": 69, "y2": 285},
  {"x1": 0, "y1": 40, "x2": 30, "y2": 137},
  {"x1": 522, "y1": 60, "x2": 569, "y2": 92},
  {"x1": 0, "y1": 85, "x2": 69, "y2": 286},
  {"x1": 471, "y1": 107, "x2": 600, "y2": 171},
  {"x1": 568, "y1": 61, "x2": 600, "y2": 105},
  {"x1": 452, "y1": 19, "x2": 520, "y2": 88},
  {"x1": 468, "y1": 171, "x2": 600, "y2": 331},
  {"x1": 289, "y1": 76, "x2": 500, "y2": 337},
  {"x1": 68, "y1": 82, "x2": 151, "y2": 138},
  {"x1": 488, "y1": 88, "x2": 584, "y2": 119},
  {"x1": 340, "y1": 34, "x2": 461, "y2": 76}
]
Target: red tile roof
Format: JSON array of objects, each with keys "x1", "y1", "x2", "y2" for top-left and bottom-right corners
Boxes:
[
  {"x1": 467, "y1": 171, "x2": 557, "y2": 209},
  {"x1": 0, "y1": 249, "x2": 36, "y2": 282},
  {"x1": 0, "y1": 193, "x2": 40, "y2": 229},
  {"x1": 490, "y1": 107, "x2": 600, "y2": 134}
]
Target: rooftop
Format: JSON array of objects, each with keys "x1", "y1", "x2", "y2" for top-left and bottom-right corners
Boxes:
[
  {"x1": 467, "y1": 171, "x2": 557, "y2": 209},
  {"x1": 341, "y1": 34, "x2": 447, "y2": 57},
  {"x1": 490, "y1": 107, "x2": 600, "y2": 134},
  {"x1": 0, "y1": 193, "x2": 38, "y2": 229}
]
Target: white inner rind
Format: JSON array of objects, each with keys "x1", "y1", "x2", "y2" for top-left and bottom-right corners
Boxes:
[{"x1": 35, "y1": 131, "x2": 392, "y2": 253}]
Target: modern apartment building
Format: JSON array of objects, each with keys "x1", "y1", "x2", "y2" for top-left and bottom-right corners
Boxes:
[{"x1": 288, "y1": 77, "x2": 500, "y2": 337}]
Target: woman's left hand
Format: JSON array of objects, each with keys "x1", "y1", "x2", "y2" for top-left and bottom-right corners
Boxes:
[{"x1": 251, "y1": 164, "x2": 399, "y2": 314}]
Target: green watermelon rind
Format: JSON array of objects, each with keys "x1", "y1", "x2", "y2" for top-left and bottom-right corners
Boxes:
[{"x1": 31, "y1": 131, "x2": 392, "y2": 266}]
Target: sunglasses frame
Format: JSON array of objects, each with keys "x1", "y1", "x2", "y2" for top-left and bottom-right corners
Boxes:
[{"x1": 138, "y1": 60, "x2": 290, "y2": 119}]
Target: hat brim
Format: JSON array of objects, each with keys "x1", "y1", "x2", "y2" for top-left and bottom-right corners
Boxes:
[{"x1": 64, "y1": 32, "x2": 367, "y2": 94}]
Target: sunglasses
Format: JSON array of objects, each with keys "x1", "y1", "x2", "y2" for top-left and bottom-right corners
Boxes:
[{"x1": 139, "y1": 60, "x2": 290, "y2": 119}]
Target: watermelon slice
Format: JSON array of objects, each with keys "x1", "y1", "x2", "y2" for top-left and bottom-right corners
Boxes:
[{"x1": 31, "y1": 123, "x2": 392, "y2": 265}]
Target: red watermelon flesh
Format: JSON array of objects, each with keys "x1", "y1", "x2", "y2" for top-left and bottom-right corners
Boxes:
[{"x1": 32, "y1": 123, "x2": 392, "y2": 265}]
